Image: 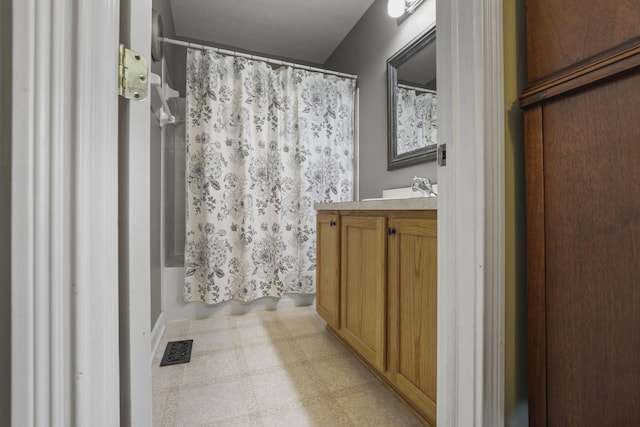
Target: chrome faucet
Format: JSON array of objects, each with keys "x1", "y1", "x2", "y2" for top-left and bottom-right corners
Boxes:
[{"x1": 411, "y1": 176, "x2": 437, "y2": 197}]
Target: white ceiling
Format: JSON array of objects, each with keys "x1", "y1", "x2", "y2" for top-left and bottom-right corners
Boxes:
[{"x1": 169, "y1": 0, "x2": 375, "y2": 65}]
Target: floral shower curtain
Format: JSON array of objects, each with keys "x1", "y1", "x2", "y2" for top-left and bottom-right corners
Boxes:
[
  {"x1": 396, "y1": 86, "x2": 437, "y2": 155},
  {"x1": 184, "y1": 49, "x2": 355, "y2": 304}
]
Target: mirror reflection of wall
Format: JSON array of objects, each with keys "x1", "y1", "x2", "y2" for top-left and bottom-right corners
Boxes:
[
  {"x1": 396, "y1": 39, "x2": 436, "y2": 90},
  {"x1": 387, "y1": 28, "x2": 437, "y2": 170},
  {"x1": 395, "y1": 34, "x2": 437, "y2": 155}
]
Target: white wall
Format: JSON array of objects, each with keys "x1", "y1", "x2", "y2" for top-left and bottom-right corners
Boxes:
[
  {"x1": 0, "y1": 0, "x2": 12, "y2": 423},
  {"x1": 324, "y1": 0, "x2": 437, "y2": 198}
]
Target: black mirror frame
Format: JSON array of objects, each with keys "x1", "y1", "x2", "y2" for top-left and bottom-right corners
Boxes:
[{"x1": 387, "y1": 27, "x2": 437, "y2": 170}]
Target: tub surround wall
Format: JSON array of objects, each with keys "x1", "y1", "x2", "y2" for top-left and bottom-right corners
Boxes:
[
  {"x1": 163, "y1": 122, "x2": 186, "y2": 266},
  {"x1": 324, "y1": 0, "x2": 437, "y2": 199},
  {"x1": 150, "y1": 0, "x2": 178, "y2": 339}
]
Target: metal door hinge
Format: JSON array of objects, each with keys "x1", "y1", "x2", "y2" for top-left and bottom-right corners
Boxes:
[
  {"x1": 118, "y1": 44, "x2": 148, "y2": 101},
  {"x1": 437, "y1": 144, "x2": 447, "y2": 167}
]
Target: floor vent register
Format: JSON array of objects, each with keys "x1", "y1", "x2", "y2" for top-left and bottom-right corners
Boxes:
[{"x1": 160, "y1": 339, "x2": 194, "y2": 366}]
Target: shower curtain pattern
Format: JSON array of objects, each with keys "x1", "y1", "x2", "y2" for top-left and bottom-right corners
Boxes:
[
  {"x1": 396, "y1": 87, "x2": 437, "y2": 155},
  {"x1": 184, "y1": 49, "x2": 355, "y2": 304}
]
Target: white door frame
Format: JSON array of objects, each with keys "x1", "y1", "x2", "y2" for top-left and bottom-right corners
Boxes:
[
  {"x1": 12, "y1": 0, "x2": 122, "y2": 425},
  {"x1": 11, "y1": 0, "x2": 154, "y2": 425},
  {"x1": 437, "y1": 0, "x2": 505, "y2": 425}
]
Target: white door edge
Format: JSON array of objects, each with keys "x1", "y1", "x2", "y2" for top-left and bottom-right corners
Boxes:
[
  {"x1": 437, "y1": 0, "x2": 505, "y2": 425},
  {"x1": 119, "y1": 0, "x2": 153, "y2": 425}
]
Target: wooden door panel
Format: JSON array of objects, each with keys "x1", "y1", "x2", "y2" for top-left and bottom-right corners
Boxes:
[
  {"x1": 524, "y1": 106, "x2": 548, "y2": 427},
  {"x1": 316, "y1": 214, "x2": 340, "y2": 329},
  {"x1": 541, "y1": 72, "x2": 640, "y2": 425},
  {"x1": 388, "y1": 217, "x2": 437, "y2": 423},
  {"x1": 526, "y1": 0, "x2": 640, "y2": 82},
  {"x1": 340, "y1": 215, "x2": 386, "y2": 371}
]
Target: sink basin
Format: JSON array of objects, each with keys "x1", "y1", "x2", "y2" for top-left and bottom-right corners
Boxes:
[
  {"x1": 361, "y1": 184, "x2": 438, "y2": 201},
  {"x1": 361, "y1": 196, "x2": 434, "y2": 201},
  {"x1": 362, "y1": 197, "x2": 408, "y2": 201}
]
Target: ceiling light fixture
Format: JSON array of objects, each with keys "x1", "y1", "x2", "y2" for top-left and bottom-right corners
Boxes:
[{"x1": 387, "y1": 0, "x2": 426, "y2": 18}]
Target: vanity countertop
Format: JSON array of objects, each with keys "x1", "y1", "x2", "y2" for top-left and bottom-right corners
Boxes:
[{"x1": 315, "y1": 197, "x2": 437, "y2": 211}]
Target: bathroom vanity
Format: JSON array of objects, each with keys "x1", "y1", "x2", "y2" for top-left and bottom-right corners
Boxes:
[{"x1": 315, "y1": 198, "x2": 437, "y2": 426}]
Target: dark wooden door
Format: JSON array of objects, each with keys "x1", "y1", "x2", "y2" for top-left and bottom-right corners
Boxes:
[{"x1": 522, "y1": 1, "x2": 640, "y2": 425}]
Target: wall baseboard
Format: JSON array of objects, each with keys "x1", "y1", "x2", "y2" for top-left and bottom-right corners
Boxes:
[{"x1": 150, "y1": 311, "x2": 167, "y2": 364}]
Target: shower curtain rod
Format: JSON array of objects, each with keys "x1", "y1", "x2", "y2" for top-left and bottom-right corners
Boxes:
[
  {"x1": 160, "y1": 37, "x2": 358, "y2": 80},
  {"x1": 397, "y1": 83, "x2": 436, "y2": 94}
]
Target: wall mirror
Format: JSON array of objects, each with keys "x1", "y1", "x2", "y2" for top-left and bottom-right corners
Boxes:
[{"x1": 387, "y1": 27, "x2": 437, "y2": 170}]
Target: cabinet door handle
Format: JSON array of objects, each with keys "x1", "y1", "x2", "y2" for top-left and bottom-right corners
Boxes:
[
  {"x1": 387, "y1": 227, "x2": 396, "y2": 236},
  {"x1": 330, "y1": 220, "x2": 337, "y2": 227}
]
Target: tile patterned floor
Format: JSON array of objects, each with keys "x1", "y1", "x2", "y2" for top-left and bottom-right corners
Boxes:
[{"x1": 153, "y1": 305, "x2": 423, "y2": 426}]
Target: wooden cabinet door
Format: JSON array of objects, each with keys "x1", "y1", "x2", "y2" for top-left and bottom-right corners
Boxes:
[
  {"x1": 525, "y1": 74, "x2": 640, "y2": 426},
  {"x1": 316, "y1": 213, "x2": 340, "y2": 329},
  {"x1": 387, "y1": 217, "x2": 437, "y2": 424},
  {"x1": 340, "y1": 215, "x2": 387, "y2": 371}
]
